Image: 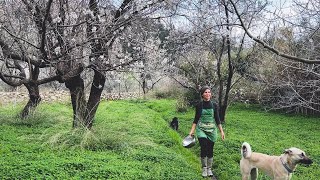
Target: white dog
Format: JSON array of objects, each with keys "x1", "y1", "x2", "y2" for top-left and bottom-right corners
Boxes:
[{"x1": 240, "y1": 142, "x2": 313, "y2": 180}]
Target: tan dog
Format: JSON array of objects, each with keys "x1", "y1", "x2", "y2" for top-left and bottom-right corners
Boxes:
[{"x1": 240, "y1": 142, "x2": 313, "y2": 180}]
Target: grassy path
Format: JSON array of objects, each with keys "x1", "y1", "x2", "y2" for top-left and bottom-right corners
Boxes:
[
  {"x1": 145, "y1": 100, "x2": 320, "y2": 180},
  {"x1": 0, "y1": 100, "x2": 319, "y2": 179}
]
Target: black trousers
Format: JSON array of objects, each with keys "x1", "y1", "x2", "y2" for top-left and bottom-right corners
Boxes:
[{"x1": 198, "y1": 137, "x2": 215, "y2": 158}]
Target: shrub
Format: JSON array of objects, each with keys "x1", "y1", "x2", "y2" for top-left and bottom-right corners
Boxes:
[
  {"x1": 176, "y1": 96, "x2": 188, "y2": 112},
  {"x1": 152, "y1": 86, "x2": 182, "y2": 99},
  {"x1": 184, "y1": 88, "x2": 200, "y2": 106}
]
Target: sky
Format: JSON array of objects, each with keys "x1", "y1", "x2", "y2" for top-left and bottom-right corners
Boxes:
[{"x1": 268, "y1": 0, "x2": 297, "y2": 18}]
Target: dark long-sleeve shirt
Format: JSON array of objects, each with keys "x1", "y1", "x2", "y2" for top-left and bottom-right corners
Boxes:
[{"x1": 193, "y1": 100, "x2": 221, "y2": 125}]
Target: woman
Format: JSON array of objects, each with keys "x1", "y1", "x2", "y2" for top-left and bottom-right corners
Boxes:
[{"x1": 189, "y1": 86, "x2": 225, "y2": 178}]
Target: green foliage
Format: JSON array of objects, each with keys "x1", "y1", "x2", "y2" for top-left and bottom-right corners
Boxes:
[
  {"x1": 0, "y1": 100, "x2": 319, "y2": 179},
  {"x1": 152, "y1": 90, "x2": 172, "y2": 99},
  {"x1": 184, "y1": 88, "x2": 200, "y2": 106},
  {"x1": 175, "y1": 95, "x2": 189, "y2": 112}
]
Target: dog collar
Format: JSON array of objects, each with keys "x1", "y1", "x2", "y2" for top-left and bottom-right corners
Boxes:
[{"x1": 280, "y1": 157, "x2": 293, "y2": 173}]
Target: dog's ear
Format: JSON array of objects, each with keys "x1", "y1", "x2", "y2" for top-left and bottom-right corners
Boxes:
[{"x1": 284, "y1": 149, "x2": 293, "y2": 155}]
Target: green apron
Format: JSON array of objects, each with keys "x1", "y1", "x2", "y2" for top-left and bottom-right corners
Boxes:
[{"x1": 195, "y1": 103, "x2": 218, "y2": 142}]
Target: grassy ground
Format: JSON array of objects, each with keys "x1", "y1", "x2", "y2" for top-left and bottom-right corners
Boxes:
[{"x1": 0, "y1": 99, "x2": 319, "y2": 179}]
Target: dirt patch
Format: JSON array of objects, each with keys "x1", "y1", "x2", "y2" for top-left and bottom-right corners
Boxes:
[{"x1": 0, "y1": 90, "x2": 141, "y2": 106}]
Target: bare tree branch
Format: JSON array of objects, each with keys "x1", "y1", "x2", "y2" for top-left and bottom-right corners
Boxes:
[{"x1": 229, "y1": 0, "x2": 320, "y2": 64}]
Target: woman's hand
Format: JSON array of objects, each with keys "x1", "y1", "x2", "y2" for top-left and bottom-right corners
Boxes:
[
  {"x1": 218, "y1": 124, "x2": 225, "y2": 141},
  {"x1": 189, "y1": 123, "x2": 196, "y2": 137},
  {"x1": 220, "y1": 130, "x2": 225, "y2": 141}
]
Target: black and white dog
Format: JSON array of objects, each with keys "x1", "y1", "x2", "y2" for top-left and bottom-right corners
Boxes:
[{"x1": 170, "y1": 117, "x2": 179, "y2": 130}]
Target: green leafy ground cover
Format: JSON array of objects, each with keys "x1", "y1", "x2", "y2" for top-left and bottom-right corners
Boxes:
[{"x1": 0, "y1": 100, "x2": 319, "y2": 179}]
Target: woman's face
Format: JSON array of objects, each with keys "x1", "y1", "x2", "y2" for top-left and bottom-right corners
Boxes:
[{"x1": 202, "y1": 89, "x2": 211, "y2": 101}]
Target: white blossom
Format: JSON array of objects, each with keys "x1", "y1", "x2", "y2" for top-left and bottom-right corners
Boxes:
[
  {"x1": 84, "y1": 9, "x2": 95, "y2": 18},
  {"x1": 92, "y1": 26, "x2": 97, "y2": 32},
  {"x1": 100, "y1": 17, "x2": 106, "y2": 23},
  {"x1": 52, "y1": 16, "x2": 61, "y2": 23},
  {"x1": 70, "y1": 12, "x2": 78, "y2": 19},
  {"x1": 71, "y1": 38, "x2": 76, "y2": 44},
  {"x1": 54, "y1": 47, "x2": 61, "y2": 55}
]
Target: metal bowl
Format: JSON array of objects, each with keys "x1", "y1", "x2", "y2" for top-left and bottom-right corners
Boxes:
[{"x1": 182, "y1": 135, "x2": 196, "y2": 148}]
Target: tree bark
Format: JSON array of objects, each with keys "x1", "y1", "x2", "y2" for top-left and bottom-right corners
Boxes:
[
  {"x1": 20, "y1": 83, "x2": 41, "y2": 119},
  {"x1": 65, "y1": 75, "x2": 86, "y2": 128},
  {"x1": 218, "y1": 0, "x2": 234, "y2": 123},
  {"x1": 217, "y1": 37, "x2": 226, "y2": 122},
  {"x1": 85, "y1": 71, "x2": 105, "y2": 129}
]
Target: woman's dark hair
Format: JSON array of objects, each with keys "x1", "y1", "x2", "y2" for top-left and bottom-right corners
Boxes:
[{"x1": 200, "y1": 85, "x2": 211, "y2": 95}]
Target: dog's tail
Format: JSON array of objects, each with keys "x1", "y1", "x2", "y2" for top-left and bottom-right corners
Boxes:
[{"x1": 241, "y1": 142, "x2": 252, "y2": 159}]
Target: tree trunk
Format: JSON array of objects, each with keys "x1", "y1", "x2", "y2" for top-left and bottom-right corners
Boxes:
[
  {"x1": 142, "y1": 79, "x2": 147, "y2": 94},
  {"x1": 217, "y1": 38, "x2": 226, "y2": 122},
  {"x1": 218, "y1": 1, "x2": 234, "y2": 123},
  {"x1": 20, "y1": 66, "x2": 41, "y2": 119},
  {"x1": 85, "y1": 71, "x2": 105, "y2": 129},
  {"x1": 20, "y1": 83, "x2": 41, "y2": 119},
  {"x1": 65, "y1": 75, "x2": 86, "y2": 128},
  {"x1": 220, "y1": 31, "x2": 234, "y2": 123}
]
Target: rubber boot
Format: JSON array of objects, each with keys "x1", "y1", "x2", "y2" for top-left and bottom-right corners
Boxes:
[
  {"x1": 201, "y1": 157, "x2": 208, "y2": 177},
  {"x1": 207, "y1": 157, "x2": 214, "y2": 177}
]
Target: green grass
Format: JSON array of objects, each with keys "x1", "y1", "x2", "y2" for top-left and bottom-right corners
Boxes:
[{"x1": 0, "y1": 100, "x2": 319, "y2": 179}]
